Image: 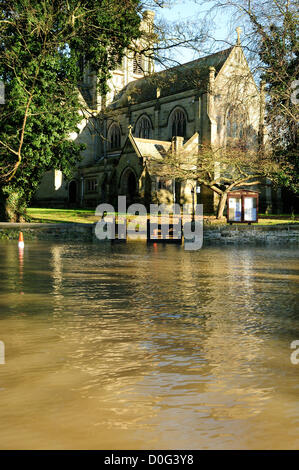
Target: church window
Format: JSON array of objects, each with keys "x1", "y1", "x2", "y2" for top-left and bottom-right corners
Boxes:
[
  {"x1": 86, "y1": 178, "x2": 98, "y2": 193},
  {"x1": 226, "y1": 106, "x2": 246, "y2": 140},
  {"x1": 170, "y1": 108, "x2": 187, "y2": 138},
  {"x1": 133, "y1": 53, "x2": 143, "y2": 74},
  {"x1": 108, "y1": 123, "x2": 121, "y2": 150},
  {"x1": 135, "y1": 116, "x2": 152, "y2": 139}
]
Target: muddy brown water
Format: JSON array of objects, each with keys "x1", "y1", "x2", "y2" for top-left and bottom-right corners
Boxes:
[{"x1": 0, "y1": 240, "x2": 298, "y2": 449}]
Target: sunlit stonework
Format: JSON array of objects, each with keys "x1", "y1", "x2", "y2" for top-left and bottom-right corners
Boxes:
[{"x1": 34, "y1": 12, "x2": 278, "y2": 214}]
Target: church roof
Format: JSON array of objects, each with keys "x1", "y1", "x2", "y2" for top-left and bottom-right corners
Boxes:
[
  {"x1": 111, "y1": 47, "x2": 233, "y2": 107},
  {"x1": 127, "y1": 133, "x2": 199, "y2": 166},
  {"x1": 130, "y1": 136, "x2": 171, "y2": 160}
]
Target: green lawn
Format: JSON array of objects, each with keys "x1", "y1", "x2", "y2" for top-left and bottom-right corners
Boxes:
[
  {"x1": 27, "y1": 208, "x2": 99, "y2": 224},
  {"x1": 27, "y1": 208, "x2": 299, "y2": 226}
]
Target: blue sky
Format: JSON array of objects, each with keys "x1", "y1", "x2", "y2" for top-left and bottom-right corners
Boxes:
[{"x1": 154, "y1": 1, "x2": 238, "y2": 64}]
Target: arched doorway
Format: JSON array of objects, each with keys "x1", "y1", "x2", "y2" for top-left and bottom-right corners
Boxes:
[
  {"x1": 120, "y1": 168, "x2": 137, "y2": 205},
  {"x1": 69, "y1": 180, "x2": 77, "y2": 203},
  {"x1": 127, "y1": 172, "x2": 137, "y2": 200},
  {"x1": 101, "y1": 174, "x2": 108, "y2": 202}
]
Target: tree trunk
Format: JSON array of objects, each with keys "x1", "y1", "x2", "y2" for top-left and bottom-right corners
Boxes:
[
  {"x1": 0, "y1": 187, "x2": 27, "y2": 222},
  {"x1": 216, "y1": 192, "x2": 228, "y2": 219}
]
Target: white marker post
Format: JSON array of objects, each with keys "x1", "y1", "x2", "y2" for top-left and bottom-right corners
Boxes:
[{"x1": 18, "y1": 232, "x2": 24, "y2": 249}]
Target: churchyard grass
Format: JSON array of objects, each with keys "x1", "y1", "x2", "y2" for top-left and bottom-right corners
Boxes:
[{"x1": 27, "y1": 208, "x2": 299, "y2": 226}]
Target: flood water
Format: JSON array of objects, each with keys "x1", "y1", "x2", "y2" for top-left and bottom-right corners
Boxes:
[{"x1": 0, "y1": 240, "x2": 298, "y2": 450}]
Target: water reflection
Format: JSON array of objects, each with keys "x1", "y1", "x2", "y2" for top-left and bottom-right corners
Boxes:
[{"x1": 0, "y1": 241, "x2": 298, "y2": 449}]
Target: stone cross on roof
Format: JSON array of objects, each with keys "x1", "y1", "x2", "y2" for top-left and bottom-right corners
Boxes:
[{"x1": 236, "y1": 27, "x2": 242, "y2": 45}]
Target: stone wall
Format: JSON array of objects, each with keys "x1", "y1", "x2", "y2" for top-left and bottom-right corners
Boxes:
[
  {"x1": 0, "y1": 222, "x2": 298, "y2": 245},
  {"x1": 0, "y1": 223, "x2": 94, "y2": 241},
  {"x1": 202, "y1": 224, "x2": 299, "y2": 245}
]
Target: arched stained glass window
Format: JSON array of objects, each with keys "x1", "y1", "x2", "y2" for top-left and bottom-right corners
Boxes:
[
  {"x1": 226, "y1": 106, "x2": 246, "y2": 140},
  {"x1": 170, "y1": 108, "x2": 187, "y2": 138},
  {"x1": 135, "y1": 116, "x2": 152, "y2": 139},
  {"x1": 108, "y1": 123, "x2": 121, "y2": 150}
]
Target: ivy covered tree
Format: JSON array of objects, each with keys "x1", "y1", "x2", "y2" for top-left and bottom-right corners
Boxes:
[
  {"x1": 255, "y1": 3, "x2": 298, "y2": 196},
  {"x1": 0, "y1": 0, "x2": 142, "y2": 220}
]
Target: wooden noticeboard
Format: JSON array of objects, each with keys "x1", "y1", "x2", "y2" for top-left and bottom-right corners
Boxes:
[{"x1": 227, "y1": 190, "x2": 259, "y2": 224}]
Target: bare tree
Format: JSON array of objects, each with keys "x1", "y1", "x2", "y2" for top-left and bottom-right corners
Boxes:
[
  {"x1": 195, "y1": 0, "x2": 299, "y2": 195},
  {"x1": 152, "y1": 139, "x2": 281, "y2": 218}
]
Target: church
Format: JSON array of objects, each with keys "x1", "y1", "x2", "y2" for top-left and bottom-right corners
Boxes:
[{"x1": 34, "y1": 11, "x2": 279, "y2": 214}]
